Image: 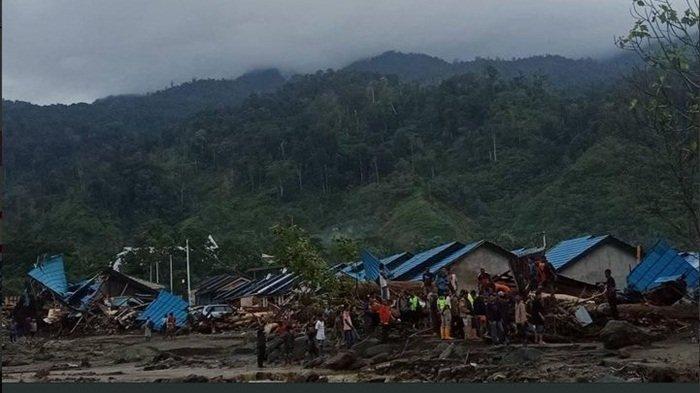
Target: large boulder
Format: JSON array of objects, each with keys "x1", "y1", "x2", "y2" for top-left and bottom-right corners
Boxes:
[
  {"x1": 363, "y1": 343, "x2": 394, "y2": 358},
  {"x1": 322, "y1": 350, "x2": 358, "y2": 370},
  {"x1": 598, "y1": 320, "x2": 657, "y2": 349},
  {"x1": 293, "y1": 336, "x2": 307, "y2": 359}
]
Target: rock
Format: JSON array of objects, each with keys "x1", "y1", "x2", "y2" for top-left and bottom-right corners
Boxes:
[
  {"x1": 323, "y1": 350, "x2": 358, "y2": 370},
  {"x1": 293, "y1": 336, "x2": 307, "y2": 359},
  {"x1": 349, "y1": 358, "x2": 369, "y2": 370},
  {"x1": 598, "y1": 320, "x2": 657, "y2": 349},
  {"x1": 363, "y1": 343, "x2": 394, "y2": 358},
  {"x1": 597, "y1": 303, "x2": 611, "y2": 314},
  {"x1": 501, "y1": 347, "x2": 542, "y2": 364},
  {"x1": 352, "y1": 338, "x2": 380, "y2": 354}
]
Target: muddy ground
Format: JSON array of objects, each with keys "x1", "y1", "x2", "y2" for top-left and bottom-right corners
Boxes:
[{"x1": 2, "y1": 329, "x2": 698, "y2": 383}]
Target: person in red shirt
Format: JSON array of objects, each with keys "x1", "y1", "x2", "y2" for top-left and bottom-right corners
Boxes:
[{"x1": 378, "y1": 300, "x2": 393, "y2": 342}]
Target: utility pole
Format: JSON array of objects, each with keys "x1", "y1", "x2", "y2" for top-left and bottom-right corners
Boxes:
[
  {"x1": 155, "y1": 258, "x2": 159, "y2": 284},
  {"x1": 186, "y1": 239, "x2": 192, "y2": 306},
  {"x1": 542, "y1": 232, "x2": 547, "y2": 249},
  {"x1": 169, "y1": 254, "x2": 173, "y2": 292}
]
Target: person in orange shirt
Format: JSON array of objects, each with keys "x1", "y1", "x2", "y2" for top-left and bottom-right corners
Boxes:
[
  {"x1": 494, "y1": 281, "x2": 512, "y2": 294},
  {"x1": 378, "y1": 300, "x2": 393, "y2": 342}
]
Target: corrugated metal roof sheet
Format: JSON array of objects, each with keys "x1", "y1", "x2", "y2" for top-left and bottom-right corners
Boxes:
[
  {"x1": 28, "y1": 255, "x2": 69, "y2": 296},
  {"x1": 545, "y1": 235, "x2": 609, "y2": 271},
  {"x1": 391, "y1": 242, "x2": 463, "y2": 280},
  {"x1": 407, "y1": 241, "x2": 483, "y2": 281},
  {"x1": 340, "y1": 252, "x2": 412, "y2": 281},
  {"x1": 361, "y1": 250, "x2": 381, "y2": 281},
  {"x1": 137, "y1": 290, "x2": 188, "y2": 330},
  {"x1": 627, "y1": 240, "x2": 700, "y2": 292},
  {"x1": 680, "y1": 252, "x2": 699, "y2": 270},
  {"x1": 512, "y1": 246, "x2": 545, "y2": 258}
]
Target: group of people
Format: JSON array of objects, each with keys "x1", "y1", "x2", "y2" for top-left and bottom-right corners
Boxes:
[{"x1": 8, "y1": 316, "x2": 38, "y2": 343}]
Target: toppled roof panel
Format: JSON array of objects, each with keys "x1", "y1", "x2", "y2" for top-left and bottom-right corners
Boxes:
[
  {"x1": 28, "y1": 255, "x2": 69, "y2": 296},
  {"x1": 545, "y1": 235, "x2": 609, "y2": 271},
  {"x1": 391, "y1": 242, "x2": 462, "y2": 280},
  {"x1": 627, "y1": 240, "x2": 700, "y2": 292},
  {"x1": 512, "y1": 246, "x2": 546, "y2": 258},
  {"x1": 361, "y1": 250, "x2": 382, "y2": 281},
  {"x1": 137, "y1": 290, "x2": 189, "y2": 330}
]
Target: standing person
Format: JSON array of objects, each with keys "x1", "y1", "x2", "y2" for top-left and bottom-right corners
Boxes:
[
  {"x1": 498, "y1": 292, "x2": 513, "y2": 345},
  {"x1": 514, "y1": 295, "x2": 529, "y2": 346},
  {"x1": 378, "y1": 299, "x2": 393, "y2": 342},
  {"x1": 604, "y1": 269, "x2": 619, "y2": 319},
  {"x1": 529, "y1": 290, "x2": 546, "y2": 345},
  {"x1": 437, "y1": 296, "x2": 452, "y2": 340},
  {"x1": 144, "y1": 318, "x2": 153, "y2": 341},
  {"x1": 486, "y1": 295, "x2": 503, "y2": 345},
  {"x1": 341, "y1": 306, "x2": 355, "y2": 349},
  {"x1": 477, "y1": 268, "x2": 491, "y2": 294},
  {"x1": 305, "y1": 322, "x2": 319, "y2": 358},
  {"x1": 436, "y1": 268, "x2": 449, "y2": 296},
  {"x1": 528, "y1": 258, "x2": 539, "y2": 291},
  {"x1": 408, "y1": 293, "x2": 421, "y2": 328},
  {"x1": 256, "y1": 323, "x2": 267, "y2": 368},
  {"x1": 9, "y1": 319, "x2": 19, "y2": 343},
  {"x1": 314, "y1": 316, "x2": 326, "y2": 354},
  {"x1": 422, "y1": 268, "x2": 435, "y2": 296},
  {"x1": 448, "y1": 267, "x2": 458, "y2": 295},
  {"x1": 29, "y1": 318, "x2": 38, "y2": 339},
  {"x1": 472, "y1": 291, "x2": 487, "y2": 337},
  {"x1": 166, "y1": 312, "x2": 177, "y2": 340},
  {"x1": 283, "y1": 323, "x2": 295, "y2": 365},
  {"x1": 427, "y1": 292, "x2": 440, "y2": 336},
  {"x1": 450, "y1": 294, "x2": 464, "y2": 339},
  {"x1": 378, "y1": 271, "x2": 390, "y2": 301}
]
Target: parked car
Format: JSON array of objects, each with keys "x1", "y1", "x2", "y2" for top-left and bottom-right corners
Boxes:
[{"x1": 201, "y1": 304, "x2": 235, "y2": 320}]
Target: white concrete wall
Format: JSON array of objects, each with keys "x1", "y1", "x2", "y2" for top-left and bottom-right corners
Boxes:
[
  {"x1": 559, "y1": 243, "x2": 638, "y2": 288},
  {"x1": 450, "y1": 247, "x2": 513, "y2": 291}
]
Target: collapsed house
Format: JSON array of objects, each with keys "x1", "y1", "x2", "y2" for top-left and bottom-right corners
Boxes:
[
  {"x1": 626, "y1": 240, "x2": 699, "y2": 305},
  {"x1": 18, "y1": 255, "x2": 188, "y2": 334},
  {"x1": 545, "y1": 234, "x2": 639, "y2": 288},
  {"x1": 193, "y1": 274, "x2": 251, "y2": 305}
]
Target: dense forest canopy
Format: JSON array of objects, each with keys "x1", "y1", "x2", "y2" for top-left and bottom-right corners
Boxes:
[{"x1": 3, "y1": 49, "x2": 697, "y2": 294}]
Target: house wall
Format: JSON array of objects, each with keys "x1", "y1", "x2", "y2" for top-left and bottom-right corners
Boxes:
[
  {"x1": 449, "y1": 247, "x2": 513, "y2": 291},
  {"x1": 559, "y1": 244, "x2": 638, "y2": 288}
]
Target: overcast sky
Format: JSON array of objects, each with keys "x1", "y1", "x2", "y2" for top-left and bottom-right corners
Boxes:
[{"x1": 3, "y1": 0, "x2": 643, "y2": 105}]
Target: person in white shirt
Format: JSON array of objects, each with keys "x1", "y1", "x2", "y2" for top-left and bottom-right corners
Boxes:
[
  {"x1": 315, "y1": 317, "x2": 326, "y2": 353},
  {"x1": 448, "y1": 267, "x2": 458, "y2": 295}
]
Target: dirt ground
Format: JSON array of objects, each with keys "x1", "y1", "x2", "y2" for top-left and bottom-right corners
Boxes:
[{"x1": 2, "y1": 330, "x2": 698, "y2": 383}]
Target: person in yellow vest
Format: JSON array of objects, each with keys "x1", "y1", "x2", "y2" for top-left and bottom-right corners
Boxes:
[{"x1": 437, "y1": 296, "x2": 453, "y2": 340}]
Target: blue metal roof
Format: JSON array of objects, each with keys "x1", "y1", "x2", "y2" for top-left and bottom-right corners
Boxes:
[
  {"x1": 680, "y1": 252, "x2": 699, "y2": 270},
  {"x1": 545, "y1": 235, "x2": 609, "y2": 271},
  {"x1": 340, "y1": 252, "x2": 411, "y2": 281},
  {"x1": 627, "y1": 240, "x2": 699, "y2": 292},
  {"x1": 137, "y1": 290, "x2": 189, "y2": 330},
  {"x1": 407, "y1": 241, "x2": 483, "y2": 281},
  {"x1": 28, "y1": 255, "x2": 69, "y2": 296},
  {"x1": 361, "y1": 250, "x2": 382, "y2": 281},
  {"x1": 391, "y1": 241, "x2": 462, "y2": 280}
]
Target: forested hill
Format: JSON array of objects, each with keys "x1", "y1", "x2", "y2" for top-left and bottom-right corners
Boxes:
[
  {"x1": 345, "y1": 51, "x2": 640, "y2": 86},
  {"x1": 2, "y1": 52, "x2": 687, "y2": 293}
]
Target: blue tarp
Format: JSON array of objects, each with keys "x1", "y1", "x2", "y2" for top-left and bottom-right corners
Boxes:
[
  {"x1": 28, "y1": 255, "x2": 69, "y2": 296},
  {"x1": 361, "y1": 250, "x2": 382, "y2": 281},
  {"x1": 627, "y1": 240, "x2": 700, "y2": 292},
  {"x1": 545, "y1": 235, "x2": 609, "y2": 271},
  {"x1": 136, "y1": 290, "x2": 188, "y2": 330}
]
